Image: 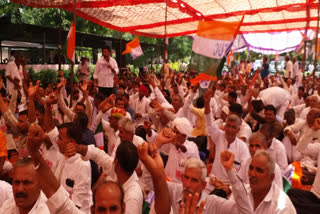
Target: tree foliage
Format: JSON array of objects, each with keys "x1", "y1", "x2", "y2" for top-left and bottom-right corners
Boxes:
[{"x1": 1, "y1": 0, "x2": 193, "y2": 65}]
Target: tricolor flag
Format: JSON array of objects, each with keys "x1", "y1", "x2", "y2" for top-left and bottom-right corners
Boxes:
[
  {"x1": 66, "y1": 21, "x2": 76, "y2": 63},
  {"x1": 190, "y1": 17, "x2": 244, "y2": 85},
  {"x1": 122, "y1": 37, "x2": 143, "y2": 59},
  {"x1": 94, "y1": 121, "x2": 104, "y2": 150},
  {"x1": 296, "y1": 31, "x2": 313, "y2": 54},
  {"x1": 227, "y1": 50, "x2": 234, "y2": 67}
]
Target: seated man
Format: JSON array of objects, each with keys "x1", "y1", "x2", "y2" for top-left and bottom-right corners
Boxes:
[
  {"x1": 260, "y1": 123, "x2": 288, "y2": 173},
  {"x1": 25, "y1": 123, "x2": 170, "y2": 214},
  {"x1": 0, "y1": 157, "x2": 50, "y2": 213},
  {"x1": 149, "y1": 151, "x2": 253, "y2": 214},
  {"x1": 248, "y1": 150, "x2": 296, "y2": 213},
  {"x1": 204, "y1": 87, "x2": 250, "y2": 184},
  {"x1": 54, "y1": 123, "x2": 93, "y2": 214},
  {"x1": 288, "y1": 113, "x2": 320, "y2": 214},
  {"x1": 238, "y1": 132, "x2": 283, "y2": 190},
  {"x1": 75, "y1": 140, "x2": 143, "y2": 214},
  {"x1": 156, "y1": 117, "x2": 200, "y2": 183}
]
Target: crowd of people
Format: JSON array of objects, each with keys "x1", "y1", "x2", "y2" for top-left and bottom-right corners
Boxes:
[{"x1": 0, "y1": 45, "x2": 320, "y2": 214}]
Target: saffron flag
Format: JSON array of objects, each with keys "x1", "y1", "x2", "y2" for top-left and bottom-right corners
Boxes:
[
  {"x1": 122, "y1": 37, "x2": 143, "y2": 59},
  {"x1": 66, "y1": 22, "x2": 76, "y2": 63},
  {"x1": 190, "y1": 17, "x2": 244, "y2": 85}
]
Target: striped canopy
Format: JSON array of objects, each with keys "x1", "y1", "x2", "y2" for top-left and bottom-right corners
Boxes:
[{"x1": 11, "y1": 0, "x2": 320, "y2": 38}]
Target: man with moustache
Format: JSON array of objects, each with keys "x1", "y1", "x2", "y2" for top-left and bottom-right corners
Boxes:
[
  {"x1": 94, "y1": 45, "x2": 119, "y2": 98},
  {"x1": 0, "y1": 157, "x2": 50, "y2": 213},
  {"x1": 247, "y1": 150, "x2": 296, "y2": 213},
  {"x1": 148, "y1": 142, "x2": 253, "y2": 213}
]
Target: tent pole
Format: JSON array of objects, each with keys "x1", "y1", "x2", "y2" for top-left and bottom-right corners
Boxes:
[
  {"x1": 164, "y1": 0, "x2": 168, "y2": 61},
  {"x1": 58, "y1": 8, "x2": 62, "y2": 71},
  {"x1": 313, "y1": 0, "x2": 320, "y2": 93},
  {"x1": 43, "y1": 32, "x2": 46, "y2": 64},
  {"x1": 303, "y1": 2, "x2": 311, "y2": 72},
  {"x1": 70, "y1": 0, "x2": 76, "y2": 107}
]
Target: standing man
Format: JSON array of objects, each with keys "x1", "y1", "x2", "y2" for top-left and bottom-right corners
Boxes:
[
  {"x1": 94, "y1": 46, "x2": 119, "y2": 98},
  {"x1": 292, "y1": 57, "x2": 299, "y2": 80},
  {"x1": 5, "y1": 53, "x2": 23, "y2": 96},
  {"x1": 77, "y1": 57, "x2": 91, "y2": 83},
  {"x1": 260, "y1": 56, "x2": 269, "y2": 81},
  {"x1": 285, "y1": 55, "x2": 293, "y2": 79}
]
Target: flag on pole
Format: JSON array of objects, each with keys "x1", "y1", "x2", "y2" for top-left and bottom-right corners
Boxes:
[
  {"x1": 190, "y1": 17, "x2": 244, "y2": 85},
  {"x1": 296, "y1": 31, "x2": 313, "y2": 54},
  {"x1": 227, "y1": 50, "x2": 234, "y2": 67},
  {"x1": 122, "y1": 37, "x2": 143, "y2": 60},
  {"x1": 66, "y1": 21, "x2": 76, "y2": 63},
  {"x1": 94, "y1": 121, "x2": 104, "y2": 150}
]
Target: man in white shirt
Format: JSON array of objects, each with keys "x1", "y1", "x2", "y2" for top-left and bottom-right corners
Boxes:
[
  {"x1": 291, "y1": 86, "x2": 305, "y2": 107},
  {"x1": 94, "y1": 46, "x2": 119, "y2": 98},
  {"x1": 149, "y1": 153, "x2": 253, "y2": 214},
  {"x1": 5, "y1": 53, "x2": 23, "y2": 96},
  {"x1": 77, "y1": 57, "x2": 91, "y2": 82},
  {"x1": 130, "y1": 84, "x2": 151, "y2": 127},
  {"x1": 258, "y1": 86, "x2": 291, "y2": 120},
  {"x1": 285, "y1": 55, "x2": 293, "y2": 79},
  {"x1": 260, "y1": 123, "x2": 288, "y2": 173},
  {"x1": 229, "y1": 103, "x2": 252, "y2": 143},
  {"x1": 238, "y1": 132, "x2": 283, "y2": 189},
  {"x1": 288, "y1": 114, "x2": 320, "y2": 213},
  {"x1": 75, "y1": 140, "x2": 143, "y2": 214},
  {"x1": 292, "y1": 57, "x2": 299, "y2": 80},
  {"x1": 0, "y1": 180, "x2": 12, "y2": 208},
  {"x1": 55, "y1": 123, "x2": 93, "y2": 214},
  {"x1": 156, "y1": 118, "x2": 200, "y2": 183},
  {"x1": 248, "y1": 150, "x2": 296, "y2": 213},
  {"x1": 25, "y1": 124, "x2": 126, "y2": 214},
  {"x1": 0, "y1": 158, "x2": 50, "y2": 213},
  {"x1": 204, "y1": 88, "x2": 250, "y2": 184}
]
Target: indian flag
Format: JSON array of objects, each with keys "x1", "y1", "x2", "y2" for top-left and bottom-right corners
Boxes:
[
  {"x1": 190, "y1": 17, "x2": 244, "y2": 85},
  {"x1": 66, "y1": 21, "x2": 76, "y2": 63},
  {"x1": 282, "y1": 164, "x2": 295, "y2": 193},
  {"x1": 122, "y1": 37, "x2": 143, "y2": 59},
  {"x1": 94, "y1": 121, "x2": 104, "y2": 150}
]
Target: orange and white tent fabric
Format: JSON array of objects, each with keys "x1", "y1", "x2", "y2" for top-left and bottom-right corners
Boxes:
[{"x1": 11, "y1": 0, "x2": 320, "y2": 38}]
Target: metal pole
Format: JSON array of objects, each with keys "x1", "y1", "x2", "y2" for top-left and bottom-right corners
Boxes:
[
  {"x1": 303, "y1": 2, "x2": 311, "y2": 72},
  {"x1": 313, "y1": 0, "x2": 320, "y2": 93},
  {"x1": 164, "y1": 0, "x2": 168, "y2": 61},
  {"x1": 120, "y1": 32, "x2": 123, "y2": 70},
  {"x1": 0, "y1": 41, "x2": 2, "y2": 64},
  {"x1": 43, "y1": 32, "x2": 46, "y2": 64},
  {"x1": 70, "y1": 0, "x2": 76, "y2": 107},
  {"x1": 58, "y1": 9, "x2": 62, "y2": 70}
]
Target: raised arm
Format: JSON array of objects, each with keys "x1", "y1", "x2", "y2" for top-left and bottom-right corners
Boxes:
[
  {"x1": 27, "y1": 81, "x2": 40, "y2": 123},
  {"x1": 75, "y1": 144, "x2": 114, "y2": 176},
  {"x1": 26, "y1": 124, "x2": 84, "y2": 214},
  {"x1": 79, "y1": 80, "x2": 93, "y2": 126},
  {"x1": 205, "y1": 151, "x2": 254, "y2": 214},
  {"x1": 44, "y1": 92, "x2": 58, "y2": 133},
  {"x1": 138, "y1": 142, "x2": 171, "y2": 214},
  {"x1": 56, "y1": 79, "x2": 75, "y2": 120},
  {"x1": 203, "y1": 86, "x2": 222, "y2": 137}
]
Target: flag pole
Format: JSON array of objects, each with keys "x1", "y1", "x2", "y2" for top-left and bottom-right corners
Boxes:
[
  {"x1": 303, "y1": 2, "x2": 311, "y2": 73},
  {"x1": 70, "y1": 0, "x2": 76, "y2": 107},
  {"x1": 58, "y1": 8, "x2": 62, "y2": 71},
  {"x1": 313, "y1": 0, "x2": 320, "y2": 93},
  {"x1": 164, "y1": 0, "x2": 168, "y2": 61}
]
